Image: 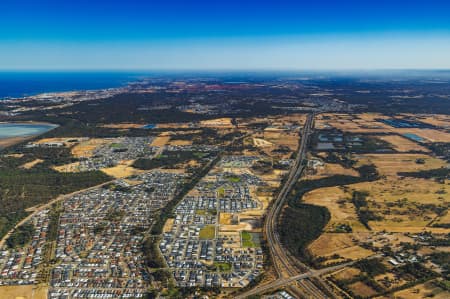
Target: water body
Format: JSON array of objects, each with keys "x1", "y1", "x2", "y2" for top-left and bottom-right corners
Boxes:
[
  {"x1": 0, "y1": 123, "x2": 57, "y2": 139},
  {"x1": 0, "y1": 72, "x2": 149, "y2": 99}
]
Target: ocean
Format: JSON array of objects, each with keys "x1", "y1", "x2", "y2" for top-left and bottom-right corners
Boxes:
[{"x1": 0, "y1": 71, "x2": 148, "y2": 99}]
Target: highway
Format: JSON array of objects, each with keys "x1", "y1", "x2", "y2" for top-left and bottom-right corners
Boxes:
[
  {"x1": 237, "y1": 113, "x2": 334, "y2": 298},
  {"x1": 236, "y1": 261, "x2": 356, "y2": 298}
]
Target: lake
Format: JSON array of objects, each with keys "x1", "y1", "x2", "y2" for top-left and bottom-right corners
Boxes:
[{"x1": 0, "y1": 123, "x2": 58, "y2": 139}]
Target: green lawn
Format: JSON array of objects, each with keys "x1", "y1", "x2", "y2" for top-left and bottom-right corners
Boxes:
[
  {"x1": 214, "y1": 262, "x2": 232, "y2": 272},
  {"x1": 241, "y1": 231, "x2": 260, "y2": 248},
  {"x1": 199, "y1": 225, "x2": 216, "y2": 240},
  {"x1": 227, "y1": 175, "x2": 241, "y2": 183}
]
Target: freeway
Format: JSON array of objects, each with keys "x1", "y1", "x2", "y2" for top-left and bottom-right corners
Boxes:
[
  {"x1": 237, "y1": 113, "x2": 334, "y2": 298},
  {"x1": 235, "y1": 261, "x2": 356, "y2": 298}
]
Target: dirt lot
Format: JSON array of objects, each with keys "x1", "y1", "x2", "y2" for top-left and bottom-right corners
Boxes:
[{"x1": 0, "y1": 285, "x2": 47, "y2": 299}]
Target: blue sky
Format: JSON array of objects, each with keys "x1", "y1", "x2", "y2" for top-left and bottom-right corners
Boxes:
[{"x1": 1, "y1": 0, "x2": 450, "y2": 70}]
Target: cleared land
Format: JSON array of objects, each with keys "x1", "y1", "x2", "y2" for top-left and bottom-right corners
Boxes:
[{"x1": 0, "y1": 285, "x2": 48, "y2": 299}]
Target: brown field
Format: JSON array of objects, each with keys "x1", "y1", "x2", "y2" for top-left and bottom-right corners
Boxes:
[
  {"x1": 168, "y1": 139, "x2": 192, "y2": 146},
  {"x1": 71, "y1": 138, "x2": 109, "y2": 157},
  {"x1": 219, "y1": 213, "x2": 233, "y2": 225},
  {"x1": 307, "y1": 162, "x2": 360, "y2": 180},
  {"x1": 163, "y1": 218, "x2": 174, "y2": 233},
  {"x1": 252, "y1": 138, "x2": 274, "y2": 147},
  {"x1": 0, "y1": 136, "x2": 30, "y2": 148},
  {"x1": 317, "y1": 113, "x2": 450, "y2": 139},
  {"x1": 410, "y1": 114, "x2": 450, "y2": 128},
  {"x1": 377, "y1": 135, "x2": 430, "y2": 152},
  {"x1": 156, "y1": 123, "x2": 192, "y2": 129},
  {"x1": 0, "y1": 285, "x2": 47, "y2": 299},
  {"x1": 200, "y1": 117, "x2": 234, "y2": 128},
  {"x1": 263, "y1": 130, "x2": 299, "y2": 151},
  {"x1": 303, "y1": 186, "x2": 367, "y2": 232},
  {"x1": 401, "y1": 128, "x2": 450, "y2": 143},
  {"x1": 20, "y1": 159, "x2": 44, "y2": 169},
  {"x1": 308, "y1": 233, "x2": 373, "y2": 261},
  {"x1": 337, "y1": 177, "x2": 450, "y2": 233},
  {"x1": 348, "y1": 281, "x2": 378, "y2": 297},
  {"x1": 101, "y1": 160, "x2": 144, "y2": 178},
  {"x1": 392, "y1": 280, "x2": 450, "y2": 299},
  {"x1": 101, "y1": 123, "x2": 145, "y2": 129},
  {"x1": 150, "y1": 135, "x2": 171, "y2": 147},
  {"x1": 331, "y1": 267, "x2": 361, "y2": 281},
  {"x1": 53, "y1": 161, "x2": 81, "y2": 173},
  {"x1": 356, "y1": 153, "x2": 447, "y2": 177}
]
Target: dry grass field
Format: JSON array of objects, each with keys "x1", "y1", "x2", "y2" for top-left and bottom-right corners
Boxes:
[
  {"x1": 356, "y1": 153, "x2": 447, "y2": 177},
  {"x1": 71, "y1": 138, "x2": 110, "y2": 158},
  {"x1": 391, "y1": 281, "x2": 450, "y2": 299},
  {"x1": 377, "y1": 135, "x2": 430, "y2": 152},
  {"x1": 20, "y1": 158, "x2": 44, "y2": 169},
  {"x1": 219, "y1": 213, "x2": 234, "y2": 225},
  {"x1": 303, "y1": 186, "x2": 367, "y2": 232},
  {"x1": 308, "y1": 233, "x2": 373, "y2": 262},
  {"x1": 163, "y1": 218, "x2": 174, "y2": 233},
  {"x1": 331, "y1": 267, "x2": 361, "y2": 281},
  {"x1": 200, "y1": 117, "x2": 234, "y2": 128},
  {"x1": 410, "y1": 114, "x2": 450, "y2": 128},
  {"x1": 101, "y1": 160, "x2": 144, "y2": 178},
  {"x1": 0, "y1": 285, "x2": 48, "y2": 299},
  {"x1": 306, "y1": 161, "x2": 360, "y2": 179},
  {"x1": 150, "y1": 135, "x2": 171, "y2": 147},
  {"x1": 348, "y1": 281, "x2": 378, "y2": 297},
  {"x1": 101, "y1": 123, "x2": 145, "y2": 129},
  {"x1": 53, "y1": 161, "x2": 81, "y2": 173}
]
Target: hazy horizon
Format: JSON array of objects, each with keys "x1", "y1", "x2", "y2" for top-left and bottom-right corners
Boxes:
[{"x1": 1, "y1": 1, "x2": 450, "y2": 70}]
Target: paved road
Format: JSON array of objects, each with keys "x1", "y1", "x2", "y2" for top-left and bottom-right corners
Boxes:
[{"x1": 235, "y1": 262, "x2": 353, "y2": 298}]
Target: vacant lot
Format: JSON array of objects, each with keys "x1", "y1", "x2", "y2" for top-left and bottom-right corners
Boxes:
[{"x1": 0, "y1": 285, "x2": 47, "y2": 299}]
